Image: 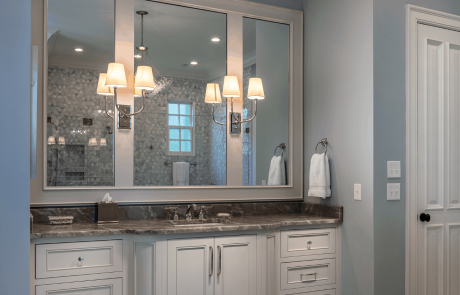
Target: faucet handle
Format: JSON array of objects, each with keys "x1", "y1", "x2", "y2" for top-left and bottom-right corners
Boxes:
[
  {"x1": 198, "y1": 206, "x2": 212, "y2": 220},
  {"x1": 165, "y1": 206, "x2": 179, "y2": 221}
]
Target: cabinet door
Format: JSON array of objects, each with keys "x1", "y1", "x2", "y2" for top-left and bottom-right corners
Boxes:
[
  {"x1": 215, "y1": 235, "x2": 257, "y2": 295},
  {"x1": 36, "y1": 278, "x2": 122, "y2": 295},
  {"x1": 167, "y1": 238, "x2": 214, "y2": 295}
]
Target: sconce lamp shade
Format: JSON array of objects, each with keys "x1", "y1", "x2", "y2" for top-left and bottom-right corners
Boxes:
[
  {"x1": 105, "y1": 63, "x2": 127, "y2": 87},
  {"x1": 96, "y1": 73, "x2": 114, "y2": 95},
  {"x1": 88, "y1": 138, "x2": 97, "y2": 146},
  {"x1": 222, "y1": 76, "x2": 240, "y2": 98},
  {"x1": 204, "y1": 83, "x2": 222, "y2": 103},
  {"x1": 58, "y1": 137, "x2": 65, "y2": 145},
  {"x1": 100, "y1": 138, "x2": 107, "y2": 146},
  {"x1": 134, "y1": 87, "x2": 143, "y2": 97},
  {"x1": 247, "y1": 78, "x2": 265, "y2": 100},
  {"x1": 47, "y1": 136, "x2": 55, "y2": 145},
  {"x1": 135, "y1": 66, "x2": 155, "y2": 90}
]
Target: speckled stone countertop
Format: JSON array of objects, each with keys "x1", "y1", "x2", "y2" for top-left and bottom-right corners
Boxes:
[{"x1": 30, "y1": 213, "x2": 342, "y2": 239}]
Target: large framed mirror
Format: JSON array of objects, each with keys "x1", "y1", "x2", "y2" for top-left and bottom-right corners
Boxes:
[
  {"x1": 132, "y1": 1, "x2": 227, "y2": 186},
  {"x1": 45, "y1": 0, "x2": 115, "y2": 186}
]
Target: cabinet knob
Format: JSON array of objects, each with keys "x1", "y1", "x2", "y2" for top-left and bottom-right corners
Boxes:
[
  {"x1": 78, "y1": 256, "x2": 84, "y2": 262},
  {"x1": 307, "y1": 241, "x2": 312, "y2": 250},
  {"x1": 420, "y1": 213, "x2": 431, "y2": 222}
]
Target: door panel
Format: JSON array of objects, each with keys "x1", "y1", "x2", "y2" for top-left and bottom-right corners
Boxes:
[
  {"x1": 167, "y1": 238, "x2": 214, "y2": 295},
  {"x1": 215, "y1": 235, "x2": 257, "y2": 295},
  {"x1": 417, "y1": 23, "x2": 460, "y2": 295}
]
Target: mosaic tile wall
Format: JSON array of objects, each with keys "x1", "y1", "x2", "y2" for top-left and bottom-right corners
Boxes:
[
  {"x1": 134, "y1": 76, "x2": 227, "y2": 186},
  {"x1": 47, "y1": 66, "x2": 115, "y2": 186},
  {"x1": 242, "y1": 65, "x2": 255, "y2": 185}
]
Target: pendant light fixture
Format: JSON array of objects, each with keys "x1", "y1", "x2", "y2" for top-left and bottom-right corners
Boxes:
[{"x1": 206, "y1": 76, "x2": 265, "y2": 134}]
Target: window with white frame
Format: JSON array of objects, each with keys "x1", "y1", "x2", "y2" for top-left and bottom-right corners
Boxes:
[{"x1": 167, "y1": 99, "x2": 194, "y2": 155}]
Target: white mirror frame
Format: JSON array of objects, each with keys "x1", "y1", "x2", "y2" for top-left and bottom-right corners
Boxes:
[{"x1": 31, "y1": 0, "x2": 303, "y2": 206}]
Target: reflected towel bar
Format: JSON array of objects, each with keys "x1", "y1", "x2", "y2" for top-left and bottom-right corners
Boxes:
[{"x1": 164, "y1": 162, "x2": 197, "y2": 166}]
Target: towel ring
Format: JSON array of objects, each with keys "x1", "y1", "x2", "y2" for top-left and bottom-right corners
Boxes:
[
  {"x1": 274, "y1": 143, "x2": 286, "y2": 155},
  {"x1": 315, "y1": 138, "x2": 328, "y2": 154}
]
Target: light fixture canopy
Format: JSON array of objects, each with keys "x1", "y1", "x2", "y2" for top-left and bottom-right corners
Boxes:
[
  {"x1": 205, "y1": 83, "x2": 222, "y2": 104},
  {"x1": 105, "y1": 63, "x2": 127, "y2": 88},
  {"x1": 247, "y1": 77, "x2": 265, "y2": 100},
  {"x1": 96, "y1": 73, "x2": 114, "y2": 96},
  {"x1": 135, "y1": 66, "x2": 155, "y2": 90},
  {"x1": 222, "y1": 76, "x2": 240, "y2": 98}
]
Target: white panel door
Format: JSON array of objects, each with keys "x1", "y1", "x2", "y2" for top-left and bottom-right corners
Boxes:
[
  {"x1": 417, "y1": 23, "x2": 460, "y2": 295},
  {"x1": 167, "y1": 238, "x2": 214, "y2": 295},
  {"x1": 214, "y1": 235, "x2": 257, "y2": 295}
]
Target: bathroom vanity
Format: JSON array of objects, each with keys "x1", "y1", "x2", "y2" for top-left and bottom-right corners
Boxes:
[{"x1": 30, "y1": 204, "x2": 342, "y2": 295}]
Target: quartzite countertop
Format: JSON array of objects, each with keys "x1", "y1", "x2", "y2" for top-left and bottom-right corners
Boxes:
[{"x1": 30, "y1": 213, "x2": 342, "y2": 239}]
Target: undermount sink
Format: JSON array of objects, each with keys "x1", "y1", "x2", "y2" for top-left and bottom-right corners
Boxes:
[{"x1": 165, "y1": 218, "x2": 236, "y2": 227}]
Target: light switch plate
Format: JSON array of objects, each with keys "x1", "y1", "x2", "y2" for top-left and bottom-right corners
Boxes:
[
  {"x1": 387, "y1": 183, "x2": 400, "y2": 200},
  {"x1": 387, "y1": 161, "x2": 401, "y2": 178},
  {"x1": 354, "y1": 184, "x2": 361, "y2": 201}
]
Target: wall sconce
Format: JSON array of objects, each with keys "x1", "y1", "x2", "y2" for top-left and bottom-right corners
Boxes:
[
  {"x1": 97, "y1": 63, "x2": 155, "y2": 129},
  {"x1": 47, "y1": 136, "x2": 65, "y2": 146},
  {"x1": 206, "y1": 76, "x2": 264, "y2": 134}
]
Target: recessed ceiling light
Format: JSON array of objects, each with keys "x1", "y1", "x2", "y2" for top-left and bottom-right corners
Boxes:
[
  {"x1": 190, "y1": 61, "x2": 198, "y2": 65},
  {"x1": 75, "y1": 48, "x2": 83, "y2": 52},
  {"x1": 211, "y1": 38, "x2": 220, "y2": 42},
  {"x1": 134, "y1": 54, "x2": 142, "y2": 58}
]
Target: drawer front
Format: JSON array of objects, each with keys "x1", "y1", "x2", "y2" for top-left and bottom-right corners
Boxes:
[
  {"x1": 285, "y1": 289, "x2": 336, "y2": 295},
  {"x1": 36, "y1": 278, "x2": 122, "y2": 295},
  {"x1": 36, "y1": 240, "x2": 123, "y2": 279},
  {"x1": 281, "y1": 228, "x2": 336, "y2": 257},
  {"x1": 281, "y1": 258, "x2": 336, "y2": 290}
]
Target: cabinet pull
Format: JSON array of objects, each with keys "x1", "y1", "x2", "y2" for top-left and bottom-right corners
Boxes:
[
  {"x1": 307, "y1": 241, "x2": 312, "y2": 250},
  {"x1": 301, "y1": 272, "x2": 317, "y2": 282},
  {"x1": 209, "y1": 246, "x2": 214, "y2": 276},
  {"x1": 217, "y1": 245, "x2": 222, "y2": 275}
]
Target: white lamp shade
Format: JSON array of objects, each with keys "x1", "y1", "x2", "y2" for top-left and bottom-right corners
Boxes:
[
  {"x1": 88, "y1": 138, "x2": 97, "y2": 146},
  {"x1": 47, "y1": 136, "x2": 55, "y2": 145},
  {"x1": 58, "y1": 137, "x2": 65, "y2": 145},
  {"x1": 204, "y1": 83, "x2": 222, "y2": 103},
  {"x1": 100, "y1": 138, "x2": 107, "y2": 146},
  {"x1": 135, "y1": 66, "x2": 155, "y2": 90},
  {"x1": 247, "y1": 77, "x2": 265, "y2": 100},
  {"x1": 105, "y1": 63, "x2": 127, "y2": 88},
  {"x1": 222, "y1": 76, "x2": 240, "y2": 97},
  {"x1": 134, "y1": 87, "x2": 143, "y2": 97},
  {"x1": 96, "y1": 73, "x2": 114, "y2": 95}
]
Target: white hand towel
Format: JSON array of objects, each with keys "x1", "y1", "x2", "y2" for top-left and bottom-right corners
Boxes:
[
  {"x1": 173, "y1": 162, "x2": 189, "y2": 186},
  {"x1": 307, "y1": 153, "x2": 331, "y2": 198},
  {"x1": 268, "y1": 155, "x2": 286, "y2": 185}
]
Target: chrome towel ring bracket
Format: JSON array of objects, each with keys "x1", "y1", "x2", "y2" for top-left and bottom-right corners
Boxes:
[
  {"x1": 315, "y1": 138, "x2": 328, "y2": 154},
  {"x1": 274, "y1": 143, "x2": 286, "y2": 155}
]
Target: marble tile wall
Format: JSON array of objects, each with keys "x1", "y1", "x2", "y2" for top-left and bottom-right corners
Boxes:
[{"x1": 47, "y1": 66, "x2": 114, "y2": 186}]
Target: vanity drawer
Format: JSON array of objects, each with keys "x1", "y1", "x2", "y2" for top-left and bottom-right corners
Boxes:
[
  {"x1": 36, "y1": 240, "x2": 123, "y2": 279},
  {"x1": 285, "y1": 289, "x2": 336, "y2": 295},
  {"x1": 281, "y1": 228, "x2": 336, "y2": 257},
  {"x1": 36, "y1": 278, "x2": 122, "y2": 295},
  {"x1": 280, "y1": 258, "x2": 336, "y2": 290}
]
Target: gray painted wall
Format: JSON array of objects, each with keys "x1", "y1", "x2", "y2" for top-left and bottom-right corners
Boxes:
[
  {"x1": 255, "y1": 20, "x2": 290, "y2": 185},
  {"x1": 303, "y1": 0, "x2": 374, "y2": 295},
  {"x1": 373, "y1": 1, "x2": 460, "y2": 294},
  {"x1": 0, "y1": 0, "x2": 31, "y2": 294}
]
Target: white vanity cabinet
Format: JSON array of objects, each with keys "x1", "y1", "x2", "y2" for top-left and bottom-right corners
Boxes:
[
  {"x1": 31, "y1": 225, "x2": 340, "y2": 295},
  {"x1": 166, "y1": 235, "x2": 257, "y2": 295}
]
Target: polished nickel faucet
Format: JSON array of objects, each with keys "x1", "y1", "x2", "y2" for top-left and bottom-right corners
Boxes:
[{"x1": 185, "y1": 204, "x2": 196, "y2": 221}]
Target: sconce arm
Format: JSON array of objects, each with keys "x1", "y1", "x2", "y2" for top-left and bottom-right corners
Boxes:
[
  {"x1": 212, "y1": 103, "x2": 226, "y2": 125},
  {"x1": 234, "y1": 99, "x2": 258, "y2": 124},
  {"x1": 113, "y1": 88, "x2": 146, "y2": 118}
]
